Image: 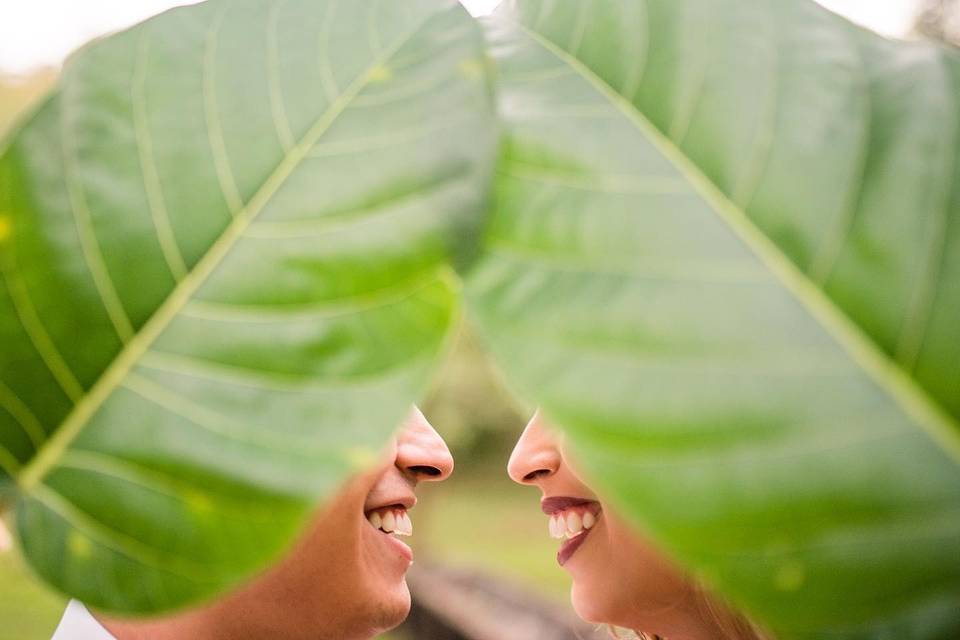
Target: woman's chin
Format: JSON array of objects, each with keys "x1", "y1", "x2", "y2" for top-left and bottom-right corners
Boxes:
[
  {"x1": 570, "y1": 577, "x2": 639, "y2": 630},
  {"x1": 570, "y1": 582, "x2": 612, "y2": 625}
]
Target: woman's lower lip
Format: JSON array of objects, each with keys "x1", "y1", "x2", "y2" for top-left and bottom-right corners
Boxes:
[{"x1": 557, "y1": 527, "x2": 591, "y2": 566}]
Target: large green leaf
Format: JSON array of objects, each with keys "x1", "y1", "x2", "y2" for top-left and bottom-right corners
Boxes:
[
  {"x1": 0, "y1": 0, "x2": 494, "y2": 613},
  {"x1": 468, "y1": 1, "x2": 960, "y2": 637}
]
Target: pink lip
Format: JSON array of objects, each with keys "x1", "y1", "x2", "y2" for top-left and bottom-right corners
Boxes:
[
  {"x1": 557, "y1": 528, "x2": 592, "y2": 566},
  {"x1": 364, "y1": 496, "x2": 417, "y2": 513},
  {"x1": 379, "y1": 532, "x2": 413, "y2": 562},
  {"x1": 541, "y1": 497, "x2": 601, "y2": 566},
  {"x1": 541, "y1": 496, "x2": 596, "y2": 515},
  {"x1": 540, "y1": 496, "x2": 596, "y2": 516}
]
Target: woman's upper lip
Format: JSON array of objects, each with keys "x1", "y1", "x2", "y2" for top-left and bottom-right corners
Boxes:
[{"x1": 541, "y1": 496, "x2": 598, "y2": 514}]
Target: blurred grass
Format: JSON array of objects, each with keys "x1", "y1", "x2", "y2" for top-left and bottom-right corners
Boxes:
[
  {"x1": 411, "y1": 471, "x2": 571, "y2": 600},
  {"x1": 0, "y1": 69, "x2": 55, "y2": 140},
  {"x1": 0, "y1": 549, "x2": 66, "y2": 639}
]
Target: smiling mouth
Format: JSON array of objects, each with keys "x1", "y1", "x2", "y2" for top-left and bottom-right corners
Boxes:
[
  {"x1": 365, "y1": 505, "x2": 413, "y2": 537},
  {"x1": 364, "y1": 505, "x2": 415, "y2": 565},
  {"x1": 542, "y1": 498, "x2": 601, "y2": 566}
]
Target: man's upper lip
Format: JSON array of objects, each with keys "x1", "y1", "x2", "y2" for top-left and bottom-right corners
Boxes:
[
  {"x1": 541, "y1": 496, "x2": 597, "y2": 514},
  {"x1": 365, "y1": 495, "x2": 416, "y2": 512}
]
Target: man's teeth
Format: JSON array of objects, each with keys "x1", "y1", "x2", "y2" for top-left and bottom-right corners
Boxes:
[
  {"x1": 399, "y1": 512, "x2": 413, "y2": 535},
  {"x1": 548, "y1": 510, "x2": 597, "y2": 539},
  {"x1": 367, "y1": 509, "x2": 413, "y2": 536},
  {"x1": 382, "y1": 511, "x2": 396, "y2": 532}
]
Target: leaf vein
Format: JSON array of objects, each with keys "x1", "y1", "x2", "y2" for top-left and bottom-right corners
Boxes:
[
  {"x1": 181, "y1": 266, "x2": 448, "y2": 323},
  {"x1": 61, "y1": 73, "x2": 135, "y2": 342},
  {"x1": 619, "y1": 0, "x2": 649, "y2": 101},
  {"x1": 353, "y1": 65, "x2": 458, "y2": 109},
  {"x1": 501, "y1": 162, "x2": 685, "y2": 194},
  {"x1": 246, "y1": 169, "x2": 470, "y2": 238},
  {"x1": 532, "y1": 0, "x2": 556, "y2": 31},
  {"x1": 29, "y1": 483, "x2": 211, "y2": 580},
  {"x1": 308, "y1": 112, "x2": 479, "y2": 158},
  {"x1": 0, "y1": 236, "x2": 84, "y2": 403},
  {"x1": 808, "y1": 37, "x2": 873, "y2": 284},
  {"x1": 667, "y1": 6, "x2": 712, "y2": 144},
  {"x1": 133, "y1": 27, "x2": 189, "y2": 282},
  {"x1": 122, "y1": 372, "x2": 328, "y2": 455},
  {"x1": 486, "y1": 240, "x2": 769, "y2": 284},
  {"x1": 59, "y1": 449, "x2": 292, "y2": 521},
  {"x1": 895, "y1": 49, "x2": 959, "y2": 370},
  {"x1": 139, "y1": 348, "x2": 432, "y2": 393},
  {"x1": 367, "y1": 0, "x2": 383, "y2": 56},
  {"x1": 267, "y1": 0, "x2": 296, "y2": 153},
  {"x1": 0, "y1": 445, "x2": 20, "y2": 478},
  {"x1": 203, "y1": 3, "x2": 244, "y2": 215},
  {"x1": 567, "y1": 1, "x2": 590, "y2": 57},
  {"x1": 318, "y1": 0, "x2": 340, "y2": 104},
  {"x1": 731, "y1": 5, "x2": 780, "y2": 211},
  {"x1": 0, "y1": 379, "x2": 45, "y2": 450}
]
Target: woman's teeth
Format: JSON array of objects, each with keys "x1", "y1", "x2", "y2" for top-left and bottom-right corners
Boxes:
[
  {"x1": 367, "y1": 508, "x2": 413, "y2": 536},
  {"x1": 549, "y1": 509, "x2": 597, "y2": 539}
]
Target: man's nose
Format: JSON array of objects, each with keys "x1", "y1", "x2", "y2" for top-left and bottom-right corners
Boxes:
[
  {"x1": 508, "y1": 411, "x2": 561, "y2": 485},
  {"x1": 396, "y1": 407, "x2": 454, "y2": 482}
]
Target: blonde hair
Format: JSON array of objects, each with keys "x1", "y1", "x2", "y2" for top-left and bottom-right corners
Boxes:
[
  {"x1": 692, "y1": 584, "x2": 769, "y2": 640},
  {"x1": 607, "y1": 583, "x2": 770, "y2": 640}
]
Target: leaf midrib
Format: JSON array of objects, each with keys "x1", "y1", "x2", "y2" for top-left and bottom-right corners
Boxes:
[
  {"x1": 511, "y1": 20, "x2": 960, "y2": 464},
  {"x1": 17, "y1": 8, "x2": 445, "y2": 492}
]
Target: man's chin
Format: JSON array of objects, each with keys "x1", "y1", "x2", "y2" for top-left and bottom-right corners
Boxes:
[{"x1": 365, "y1": 580, "x2": 411, "y2": 636}]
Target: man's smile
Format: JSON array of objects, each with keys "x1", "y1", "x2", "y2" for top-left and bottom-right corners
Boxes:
[
  {"x1": 363, "y1": 495, "x2": 418, "y2": 565},
  {"x1": 365, "y1": 506, "x2": 413, "y2": 537}
]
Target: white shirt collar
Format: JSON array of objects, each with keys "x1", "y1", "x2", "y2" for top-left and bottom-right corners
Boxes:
[{"x1": 51, "y1": 601, "x2": 116, "y2": 640}]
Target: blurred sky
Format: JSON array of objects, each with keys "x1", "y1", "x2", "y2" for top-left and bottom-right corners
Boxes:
[{"x1": 0, "y1": 0, "x2": 923, "y2": 75}]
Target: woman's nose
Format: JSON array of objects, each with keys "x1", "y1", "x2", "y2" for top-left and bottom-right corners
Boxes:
[
  {"x1": 396, "y1": 407, "x2": 454, "y2": 482},
  {"x1": 508, "y1": 412, "x2": 561, "y2": 485}
]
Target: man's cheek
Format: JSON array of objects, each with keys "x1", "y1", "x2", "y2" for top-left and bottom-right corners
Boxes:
[{"x1": 330, "y1": 464, "x2": 389, "y2": 513}]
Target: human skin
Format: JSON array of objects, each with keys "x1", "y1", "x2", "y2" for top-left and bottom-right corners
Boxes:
[
  {"x1": 508, "y1": 411, "x2": 745, "y2": 640},
  {"x1": 101, "y1": 407, "x2": 453, "y2": 640}
]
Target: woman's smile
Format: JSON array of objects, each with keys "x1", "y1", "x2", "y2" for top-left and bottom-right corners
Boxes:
[
  {"x1": 541, "y1": 497, "x2": 602, "y2": 566},
  {"x1": 510, "y1": 411, "x2": 767, "y2": 638}
]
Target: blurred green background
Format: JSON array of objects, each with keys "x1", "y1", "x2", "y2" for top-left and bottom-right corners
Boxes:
[{"x1": 0, "y1": 70, "x2": 569, "y2": 630}]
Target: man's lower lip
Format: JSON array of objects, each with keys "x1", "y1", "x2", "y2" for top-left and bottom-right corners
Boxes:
[
  {"x1": 557, "y1": 527, "x2": 591, "y2": 566},
  {"x1": 378, "y1": 529, "x2": 414, "y2": 563}
]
